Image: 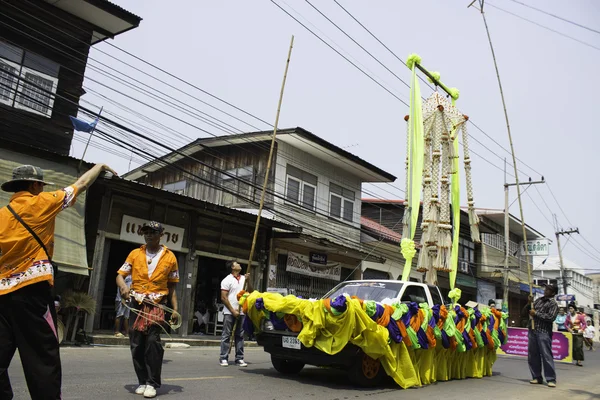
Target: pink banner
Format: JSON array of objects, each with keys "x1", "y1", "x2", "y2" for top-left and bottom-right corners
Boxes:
[{"x1": 497, "y1": 327, "x2": 573, "y2": 363}]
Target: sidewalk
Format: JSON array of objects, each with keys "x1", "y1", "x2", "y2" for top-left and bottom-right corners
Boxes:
[{"x1": 87, "y1": 332, "x2": 259, "y2": 347}]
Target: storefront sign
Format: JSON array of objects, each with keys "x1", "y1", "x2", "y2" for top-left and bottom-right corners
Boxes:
[
  {"x1": 520, "y1": 239, "x2": 549, "y2": 256},
  {"x1": 267, "y1": 287, "x2": 288, "y2": 295},
  {"x1": 497, "y1": 327, "x2": 572, "y2": 363},
  {"x1": 310, "y1": 252, "x2": 327, "y2": 265},
  {"x1": 286, "y1": 251, "x2": 341, "y2": 281},
  {"x1": 556, "y1": 294, "x2": 576, "y2": 302},
  {"x1": 120, "y1": 215, "x2": 185, "y2": 251}
]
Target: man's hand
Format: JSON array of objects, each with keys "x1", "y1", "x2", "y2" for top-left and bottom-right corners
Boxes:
[
  {"x1": 119, "y1": 285, "x2": 130, "y2": 301},
  {"x1": 528, "y1": 295, "x2": 534, "y2": 304},
  {"x1": 232, "y1": 309, "x2": 240, "y2": 318},
  {"x1": 170, "y1": 311, "x2": 180, "y2": 325},
  {"x1": 244, "y1": 273, "x2": 250, "y2": 280},
  {"x1": 529, "y1": 309, "x2": 536, "y2": 317}
]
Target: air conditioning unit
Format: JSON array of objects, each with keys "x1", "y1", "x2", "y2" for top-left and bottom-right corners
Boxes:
[{"x1": 459, "y1": 261, "x2": 470, "y2": 273}]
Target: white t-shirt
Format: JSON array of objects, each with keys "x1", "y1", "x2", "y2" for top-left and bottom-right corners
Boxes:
[
  {"x1": 583, "y1": 325, "x2": 595, "y2": 339},
  {"x1": 146, "y1": 247, "x2": 164, "y2": 278},
  {"x1": 221, "y1": 274, "x2": 245, "y2": 315}
]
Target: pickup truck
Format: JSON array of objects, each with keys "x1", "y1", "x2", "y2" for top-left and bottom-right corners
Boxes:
[{"x1": 256, "y1": 280, "x2": 446, "y2": 387}]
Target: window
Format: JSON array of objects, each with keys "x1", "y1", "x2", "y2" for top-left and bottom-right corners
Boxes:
[
  {"x1": 163, "y1": 180, "x2": 186, "y2": 195},
  {"x1": 400, "y1": 285, "x2": 428, "y2": 304},
  {"x1": 285, "y1": 165, "x2": 317, "y2": 211},
  {"x1": 428, "y1": 285, "x2": 444, "y2": 305},
  {"x1": 0, "y1": 41, "x2": 59, "y2": 118},
  {"x1": 329, "y1": 183, "x2": 355, "y2": 222},
  {"x1": 459, "y1": 238, "x2": 475, "y2": 264},
  {"x1": 221, "y1": 166, "x2": 254, "y2": 205}
]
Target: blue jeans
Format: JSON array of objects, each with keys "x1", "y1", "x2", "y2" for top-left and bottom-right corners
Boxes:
[
  {"x1": 528, "y1": 330, "x2": 556, "y2": 383},
  {"x1": 219, "y1": 314, "x2": 244, "y2": 362}
]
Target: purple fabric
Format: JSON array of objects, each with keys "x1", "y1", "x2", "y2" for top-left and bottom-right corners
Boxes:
[
  {"x1": 454, "y1": 305, "x2": 465, "y2": 325},
  {"x1": 269, "y1": 312, "x2": 287, "y2": 331},
  {"x1": 431, "y1": 305, "x2": 441, "y2": 324},
  {"x1": 472, "y1": 307, "x2": 482, "y2": 330},
  {"x1": 489, "y1": 314, "x2": 496, "y2": 332},
  {"x1": 331, "y1": 295, "x2": 347, "y2": 313},
  {"x1": 441, "y1": 330, "x2": 450, "y2": 349},
  {"x1": 243, "y1": 315, "x2": 254, "y2": 336},
  {"x1": 462, "y1": 330, "x2": 472, "y2": 350},
  {"x1": 417, "y1": 328, "x2": 429, "y2": 349},
  {"x1": 255, "y1": 298, "x2": 265, "y2": 311},
  {"x1": 372, "y1": 303, "x2": 385, "y2": 321},
  {"x1": 401, "y1": 302, "x2": 418, "y2": 326},
  {"x1": 499, "y1": 328, "x2": 505, "y2": 343},
  {"x1": 428, "y1": 316, "x2": 436, "y2": 329},
  {"x1": 481, "y1": 328, "x2": 489, "y2": 346},
  {"x1": 387, "y1": 319, "x2": 403, "y2": 343}
]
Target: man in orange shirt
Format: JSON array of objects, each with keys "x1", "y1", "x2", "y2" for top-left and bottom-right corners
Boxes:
[
  {"x1": 116, "y1": 221, "x2": 179, "y2": 399},
  {"x1": 0, "y1": 163, "x2": 116, "y2": 400}
]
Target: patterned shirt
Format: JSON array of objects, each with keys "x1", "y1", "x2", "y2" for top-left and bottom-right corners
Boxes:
[
  {"x1": 525, "y1": 296, "x2": 559, "y2": 334},
  {"x1": 0, "y1": 186, "x2": 78, "y2": 295},
  {"x1": 117, "y1": 245, "x2": 179, "y2": 303}
]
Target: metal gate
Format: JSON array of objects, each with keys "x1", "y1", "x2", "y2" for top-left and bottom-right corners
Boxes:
[{"x1": 275, "y1": 254, "x2": 341, "y2": 299}]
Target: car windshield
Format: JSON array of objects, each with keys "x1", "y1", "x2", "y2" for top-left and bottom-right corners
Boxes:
[{"x1": 324, "y1": 281, "x2": 404, "y2": 305}]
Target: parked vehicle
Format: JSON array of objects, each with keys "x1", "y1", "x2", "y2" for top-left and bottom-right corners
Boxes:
[{"x1": 256, "y1": 280, "x2": 445, "y2": 387}]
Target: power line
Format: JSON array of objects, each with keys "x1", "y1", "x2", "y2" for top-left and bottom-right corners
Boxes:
[
  {"x1": 485, "y1": 2, "x2": 600, "y2": 52},
  {"x1": 503, "y1": 0, "x2": 600, "y2": 36}
]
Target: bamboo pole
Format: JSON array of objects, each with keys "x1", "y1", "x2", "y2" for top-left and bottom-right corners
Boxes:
[
  {"x1": 229, "y1": 35, "x2": 295, "y2": 354},
  {"x1": 476, "y1": 0, "x2": 534, "y2": 327}
]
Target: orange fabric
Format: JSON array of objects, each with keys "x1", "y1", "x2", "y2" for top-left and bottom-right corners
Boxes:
[
  {"x1": 468, "y1": 329, "x2": 478, "y2": 350},
  {"x1": 438, "y1": 305, "x2": 448, "y2": 329},
  {"x1": 118, "y1": 245, "x2": 179, "y2": 302},
  {"x1": 397, "y1": 320, "x2": 412, "y2": 347},
  {"x1": 237, "y1": 290, "x2": 247, "y2": 301},
  {"x1": 322, "y1": 298, "x2": 332, "y2": 313},
  {"x1": 449, "y1": 336, "x2": 457, "y2": 351},
  {"x1": 284, "y1": 314, "x2": 303, "y2": 333},
  {"x1": 0, "y1": 186, "x2": 78, "y2": 295},
  {"x1": 426, "y1": 325, "x2": 437, "y2": 348},
  {"x1": 376, "y1": 305, "x2": 394, "y2": 327},
  {"x1": 410, "y1": 309, "x2": 425, "y2": 332}
]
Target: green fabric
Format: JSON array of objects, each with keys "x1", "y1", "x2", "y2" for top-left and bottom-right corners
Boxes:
[
  {"x1": 391, "y1": 303, "x2": 408, "y2": 321},
  {"x1": 449, "y1": 97, "x2": 460, "y2": 289},
  {"x1": 364, "y1": 301, "x2": 377, "y2": 317},
  {"x1": 401, "y1": 54, "x2": 425, "y2": 281}
]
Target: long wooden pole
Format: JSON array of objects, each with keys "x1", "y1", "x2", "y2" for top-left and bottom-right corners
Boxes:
[
  {"x1": 229, "y1": 35, "x2": 294, "y2": 353},
  {"x1": 476, "y1": 0, "x2": 534, "y2": 326}
]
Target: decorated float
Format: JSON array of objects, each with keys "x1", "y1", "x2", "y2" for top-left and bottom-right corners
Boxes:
[{"x1": 240, "y1": 55, "x2": 508, "y2": 388}]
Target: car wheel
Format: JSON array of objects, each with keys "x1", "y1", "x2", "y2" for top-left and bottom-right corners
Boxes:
[
  {"x1": 348, "y1": 352, "x2": 386, "y2": 387},
  {"x1": 271, "y1": 355, "x2": 305, "y2": 374}
]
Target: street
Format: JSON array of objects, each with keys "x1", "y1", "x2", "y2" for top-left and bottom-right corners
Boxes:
[{"x1": 7, "y1": 345, "x2": 600, "y2": 400}]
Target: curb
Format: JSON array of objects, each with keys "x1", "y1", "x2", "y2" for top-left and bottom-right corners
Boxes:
[{"x1": 87, "y1": 336, "x2": 259, "y2": 348}]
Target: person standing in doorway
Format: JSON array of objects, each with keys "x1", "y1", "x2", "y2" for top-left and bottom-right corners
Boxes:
[
  {"x1": 0, "y1": 163, "x2": 116, "y2": 399},
  {"x1": 219, "y1": 260, "x2": 253, "y2": 367},
  {"x1": 566, "y1": 303, "x2": 587, "y2": 366},
  {"x1": 524, "y1": 284, "x2": 559, "y2": 388},
  {"x1": 114, "y1": 274, "x2": 132, "y2": 338},
  {"x1": 116, "y1": 221, "x2": 179, "y2": 399}
]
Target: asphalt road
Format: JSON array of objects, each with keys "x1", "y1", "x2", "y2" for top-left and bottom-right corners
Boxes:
[{"x1": 7, "y1": 344, "x2": 600, "y2": 400}]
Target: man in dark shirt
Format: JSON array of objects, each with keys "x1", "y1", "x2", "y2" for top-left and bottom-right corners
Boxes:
[{"x1": 524, "y1": 284, "x2": 559, "y2": 388}]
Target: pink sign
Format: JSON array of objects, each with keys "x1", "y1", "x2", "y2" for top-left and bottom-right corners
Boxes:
[{"x1": 497, "y1": 327, "x2": 573, "y2": 363}]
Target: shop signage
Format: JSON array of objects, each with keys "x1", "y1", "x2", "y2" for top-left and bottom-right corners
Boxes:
[
  {"x1": 120, "y1": 215, "x2": 185, "y2": 251},
  {"x1": 286, "y1": 251, "x2": 341, "y2": 281},
  {"x1": 267, "y1": 287, "x2": 288, "y2": 295},
  {"x1": 310, "y1": 252, "x2": 327, "y2": 265},
  {"x1": 520, "y1": 239, "x2": 549, "y2": 256},
  {"x1": 497, "y1": 327, "x2": 572, "y2": 363},
  {"x1": 556, "y1": 294, "x2": 576, "y2": 302}
]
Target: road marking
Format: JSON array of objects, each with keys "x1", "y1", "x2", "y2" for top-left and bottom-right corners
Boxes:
[{"x1": 163, "y1": 376, "x2": 234, "y2": 382}]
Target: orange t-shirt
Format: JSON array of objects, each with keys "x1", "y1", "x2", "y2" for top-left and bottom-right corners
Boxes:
[
  {"x1": 0, "y1": 186, "x2": 78, "y2": 295},
  {"x1": 117, "y1": 245, "x2": 179, "y2": 303}
]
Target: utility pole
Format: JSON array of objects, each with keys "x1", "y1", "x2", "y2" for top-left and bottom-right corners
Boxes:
[
  {"x1": 554, "y1": 214, "x2": 579, "y2": 295},
  {"x1": 502, "y1": 160, "x2": 545, "y2": 314}
]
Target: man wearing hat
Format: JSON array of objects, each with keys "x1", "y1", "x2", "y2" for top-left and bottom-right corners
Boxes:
[
  {"x1": 0, "y1": 163, "x2": 116, "y2": 399},
  {"x1": 524, "y1": 283, "x2": 559, "y2": 388},
  {"x1": 116, "y1": 221, "x2": 179, "y2": 399}
]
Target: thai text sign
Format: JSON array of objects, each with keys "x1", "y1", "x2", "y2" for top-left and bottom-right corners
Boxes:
[
  {"x1": 556, "y1": 294, "x2": 576, "y2": 302},
  {"x1": 120, "y1": 215, "x2": 185, "y2": 251},
  {"x1": 520, "y1": 239, "x2": 549, "y2": 256},
  {"x1": 497, "y1": 327, "x2": 572, "y2": 363},
  {"x1": 286, "y1": 251, "x2": 341, "y2": 281}
]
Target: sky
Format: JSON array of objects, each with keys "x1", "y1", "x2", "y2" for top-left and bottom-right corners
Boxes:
[{"x1": 71, "y1": 0, "x2": 600, "y2": 275}]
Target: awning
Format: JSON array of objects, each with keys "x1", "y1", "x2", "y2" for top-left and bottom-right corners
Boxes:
[{"x1": 0, "y1": 149, "x2": 89, "y2": 276}]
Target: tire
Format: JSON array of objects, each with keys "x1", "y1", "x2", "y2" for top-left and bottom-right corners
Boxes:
[
  {"x1": 271, "y1": 355, "x2": 305, "y2": 374},
  {"x1": 348, "y1": 352, "x2": 386, "y2": 387}
]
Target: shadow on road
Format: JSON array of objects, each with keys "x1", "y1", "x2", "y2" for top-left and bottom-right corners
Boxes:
[{"x1": 124, "y1": 384, "x2": 184, "y2": 396}]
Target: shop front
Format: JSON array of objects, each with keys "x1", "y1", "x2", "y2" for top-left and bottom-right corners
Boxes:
[
  {"x1": 84, "y1": 178, "x2": 297, "y2": 336},
  {"x1": 266, "y1": 232, "x2": 383, "y2": 299}
]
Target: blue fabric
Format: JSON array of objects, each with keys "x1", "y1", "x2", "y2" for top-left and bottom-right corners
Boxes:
[
  {"x1": 462, "y1": 330, "x2": 472, "y2": 350},
  {"x1": 255, "y1": 298, "x2": 265, "y2": 311},
  {"x1": 481, "y1": 328, "x2": 489, "y2": 346},
  {"x1": 70, "y1": 116, "x2": 98, "y2": 133},
  {"x1": 416, "y1": 328, "x2": 429, "y2": 349},
  {"x1": 269, "y1": 312, "x2": 287, "y2": 331},
  {"x1": 331, "y1": 295, "x2": 347, "y2": 313},
  {"x1": 387, "y1": 319, "x2": 403, "y2": 343},
  {"x1": 243, "y1": 315, "x2": 254, "y2": 337},
  {"x1": 441, "y1": 330, "x2": 450, "y2": 349}
]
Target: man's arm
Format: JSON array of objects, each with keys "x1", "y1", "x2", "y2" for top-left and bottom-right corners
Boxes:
[
  {"x1": 221, "y1": 289, "x2": 239, "y2": 317},
  {"x1": 168, "y1": 282, "x2": 179, "y2": 322},
  {"x1": 536, "y1": 301, "x2": 559, "y2": 322},
  {"x1": 72, "y1": 163, "x2": 117, "y2": 194},
  {"x1": 244, "y1": 273, "x2": 254, "y2": 293},
  {"x1": 116, "y1": 274, "x2": 130, "y2": 300}
]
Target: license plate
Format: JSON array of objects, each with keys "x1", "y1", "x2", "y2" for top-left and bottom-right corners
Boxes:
[{"x1": 282, "y1": 336, "x2": 301, "y2": 350}]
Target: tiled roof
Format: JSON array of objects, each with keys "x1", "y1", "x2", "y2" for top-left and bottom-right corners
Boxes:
[{"x1": 361, "y1": 216, "x2": 402, "y2": 243}]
